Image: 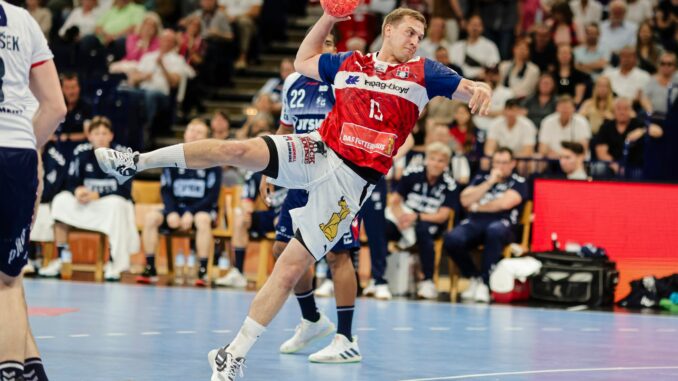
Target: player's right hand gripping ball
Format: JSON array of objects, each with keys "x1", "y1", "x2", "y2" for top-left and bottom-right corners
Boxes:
[{"x1": 320, "y1": 0, "x2": 360, "y2": 18}]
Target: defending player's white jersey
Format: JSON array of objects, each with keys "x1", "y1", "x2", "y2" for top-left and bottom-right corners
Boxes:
[{"x1": 0, "y1": 1, "x2": 53, "y2": 150}]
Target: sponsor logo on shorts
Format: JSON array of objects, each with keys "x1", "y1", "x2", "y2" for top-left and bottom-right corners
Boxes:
[
  {"x1": 319, "y1": 197, "x2": 350, "y2": 242},
  {"x1": 286, "y1": 141, "x2": 297, "y2": 162},
  {"x1": 300, "y1": 137, "x2": 327, "y2": 164},
  {"x1": 8, "y1": 227, "x2": 28, "y2": 266}
]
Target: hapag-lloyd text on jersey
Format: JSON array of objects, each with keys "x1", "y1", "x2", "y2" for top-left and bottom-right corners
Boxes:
[
  {"x1": 362, "y1": 79, "x2": 410, "y2": 95},
  {"x1": 0, "y1": 32, "x2": 20, "y2": 52}
]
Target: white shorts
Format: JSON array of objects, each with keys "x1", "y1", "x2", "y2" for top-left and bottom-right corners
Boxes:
[{"x1": 263, "y1": 131, "x2": 376, "y2": 260}]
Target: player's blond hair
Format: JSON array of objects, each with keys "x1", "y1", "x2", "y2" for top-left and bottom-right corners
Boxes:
[{"x1": 382, "y1": 8, "x2": 427, "y2": 35}]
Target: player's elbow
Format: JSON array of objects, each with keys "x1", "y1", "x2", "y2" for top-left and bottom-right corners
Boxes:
[{"x1": 293, "y1": 58, "x2": 305, "y2": 74}]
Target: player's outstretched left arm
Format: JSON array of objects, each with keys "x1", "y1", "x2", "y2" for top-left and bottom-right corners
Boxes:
[
  {"x1": 452, "y1": 79, "x2": 492, "y2": 116},
  {"x1": 30, "y1": 60, "x2": 67, "y2": 148},
  {"x1": 294, "y1": 13, "x2": 349, "y2": 81}
]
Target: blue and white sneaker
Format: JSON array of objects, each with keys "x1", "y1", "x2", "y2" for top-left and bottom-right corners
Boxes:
[
  {"x1": 308, "y1": 334, "x2": 362, "y2": 363},
  {"x1": 208, "y1": 345, "x2": 246, "y2": 381},
  {"x1": 94, "y1": 147, "x2": 138, "y2": 184}
]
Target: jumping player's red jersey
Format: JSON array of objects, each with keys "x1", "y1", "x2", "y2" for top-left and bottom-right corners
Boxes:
[{"x1": 317, "y1": 51, "x2": 462, "y2": 174}]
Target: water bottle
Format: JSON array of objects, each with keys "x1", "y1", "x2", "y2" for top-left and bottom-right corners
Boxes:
[
  {"x1": 218, "y1": 250, "x2": 230, "y2": 277},
  {"x1": 174, "y1": 250, "x2": 185, "y2": 285},
  {"x1": 186, "y1": 251, "x2": 197, "y2": 284},
  {"x1": 61, "y1": 247, "x2": 73, "y2": 280}
]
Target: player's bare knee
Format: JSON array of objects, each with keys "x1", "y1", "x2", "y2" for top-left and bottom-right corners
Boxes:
[
  {"x1": 144, "y1": 211, "x2": 163, "y2": 229},
  {"x1": 326, "y1": 251, "x2": 349, "y2": 272},
  {"x1": 218, "y1": 140, "x2": 248, "y2": 163},
  {"x1": 194, "y1": 212, "x2": 212, "y2": 230}
]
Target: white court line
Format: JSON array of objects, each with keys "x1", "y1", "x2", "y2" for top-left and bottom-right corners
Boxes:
[
  {"x1": 504, "y1": 327, "x2": 523, "y2": 331},
  {"x1": 581, "y1": 328, "x2": 601, "y2": 332},
  {"x1": 618, "y1": 328, "x2": 639, "y2": 332},
  {"x1": 35, "y1": 336, "x2": 55, "y2": 340},
  {"x1": 399, "y1": 365, "x2": 678, "y2": 381},
  {"x1": 356, "y1": 328, "x2": 376, "y2": 331},
  {"x1": 212, "y1": 330, "x2": 231, "y2": 334},
  {"x1": 430, "y1": 327, "x2": 450, "y2": 331},
  {"x1": 541, "y1": 327, "x2": 563, "y2": 332},
  {"x1": 176, "y1": 330, "x2": 196, "y2": 334},
  {"x1": 69, "y1": 334, "x2": 90, "y2": 338},
  {"x1": 141, "y1": 331, "x2": 161, "y2": 336},
  {"x1": 465, "y1": 327, "x2": 487, "y2": 331},
  {"x1": 393, "y1": 327, "x2": 413, "y2": 331},
  {"x1": 106, "y1": 333, "x2": 127, "y2": 337},
  {"x1": 656, "y1": 328, "x2": 677, "y2": 332}
]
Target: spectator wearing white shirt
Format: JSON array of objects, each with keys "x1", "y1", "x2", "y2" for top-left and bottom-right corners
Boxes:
[
  {"x1": 602, "y1": 46, "x2": 651, "y2": 101},
  {"x1": 416, "y1": 17, "x2": 451, "y2": 60},
  {"x1": 220, "y1": 0, "x2": 262, "y2": 70},
  {"x1": 499, "y1": 38, "x2": 540, "y2": 99},
  {"x1": 574, "y1": 23, "x2": 609, "y2": 78},
  {"x1": 59, "y1": 0, "x2": 101, "y2": 41},
  {"x1": 450, "y1": 15, "x2": 501, "y2": 80},
  {"x1": 570, "y1": 0, "x2": 603, "y2": 39},
  {"x1": 625, "y1": 0, "x2": 654, "y2": 26},
  {"x1": 485, "y1": 99, "x2": 537, "y2": 158},
  {"x1": 539, "y1": 95, "x2": 592, "y2": 159},
  {"x1": 599, "y1": 0, "x2": 638, "y2": 55}
]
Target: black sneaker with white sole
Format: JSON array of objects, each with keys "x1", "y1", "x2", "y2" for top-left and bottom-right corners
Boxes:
[{"x1": 208, "y1": 345, "x2": 246, "y2": 381}]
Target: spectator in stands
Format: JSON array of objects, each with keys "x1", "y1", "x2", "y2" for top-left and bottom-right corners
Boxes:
[
  {"x1": 570, "y1": 0, "x2": 603, "y2": 40},
  {"x1": 216, "y1": 168, "x2": 287, "y2": 288},
  {"x1": 220, "y1": 0, "x2": 262, "y2": 70},
  {"x1": 137, "y1": 119, "x2": 222, "y2": 286},
  {"x1": 547, "y1": 1, "x2": 578, "y2": 46},
  {"x1": 600, "y1": 0, "x2": 638, "y2": 56},
  {"x1": 434, "y1": 46, "x2": 463, "y2": 75},
  {"x1": 127, "y1": 29, "x2": 189, "y2": 133},
  {"x1": 45, "y1": 117, "x2": 139, "y2": 281},
  {"x1": 538, "y1": 95, "x2": 592, "y2": 159},
  {"x1": 579, "y1": 75, "x2": 615, "y2": 134},
  {"x1": 553, "y1": 43, "x2": 590, "y2": 106},
  {"x1": 443, "y1": 147, "x2": 527, "y2": 303},
  {"x1": 124, "y1": 12, "x2": 162, "y2": 62},
  {"x1": 595, "y1": 97, "x2": 664, "y2": 178},
  {"x1": 636, "y1": 21, "x2": 664, "y2": 74},
  {"x1": 625, "y1": 0, "x2": 654, "y2": 26},
  {"x1": 29, "y1": 140, "x2": 68, "y2": 274},
  {"x1": 475, "y1": 0, "x2": 520, "y2": 59},
  {"x1": 641, "y1": 52, "x2": 678, "y2": 123},
  {"x1": 92, "y1": 0, "x2": 146, "y2": 60},
  {"x1": 485, "y1": 99, "x2": 537, "y2": 158},
  {"x1": 499, "y1": 38, "x2": 540, "y2": 99},
  {"x1": 655, "y1": 0, "x2": 678, "y2": 48},
  {"x1": 529, "y1": 23, "x2": 558, "y2": 73},
  {"x1": 178, "y1": 15, "x2": 207, "y2": 118},
  {"x1": 602, "y1": 46, "x2": 651, "y2": 101},
  {"x1": 386, "y1": 142, "x2": 458, "y2": 300},
  {"x1": 450, "y1": 15, "x2": 501, "y2": 80},
  {"x1": 59, "y1": 0, "x2": 101, "y2": 42},
  {"x1": 430, "y1": 0, "x2": 463, "y2": 43},
  {"x1": 346, "y1": 36, "x2": 367, "y2": 53},
  {"x1": 559, "y1": 141, "x2": 588, "y2": 180},
  {"x1": 186, "y1": 0, "x2": 234, "y2": 87},
  {"x1": 27, "y1": 0, "x2": 51, "y2": 38},
  {"x1": 449, "y1": 105, "x2": 481, "y2": 160},
  {"x1": 520, "y1": 73, "x2": 558, "y2": 129},
  {"x1": 472, "y1": 65, "x2": 515, "y2": 131},
  {"x1": 417, "y1": 16, "x2": 451, "y2": 60},
  {"x1": 210, "y1": 111, "x2": 243, "y2": 186},
  {"x1": 258, "y1": 58, "x2": 294, "y2": 107},
  {"x1": 574, "y1": 23, "x2": 609, "y2": 78},
  {"x1": 58, "y1": 73, "x2": 93, "y2": 152}
]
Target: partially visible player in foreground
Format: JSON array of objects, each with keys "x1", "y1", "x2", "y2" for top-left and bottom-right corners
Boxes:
[
  {"x1": 95, "y1": 8, "x2": 491, "y2": 380},
  {"x1": 0, "y1": 2, "x2": 67, "y2": 381}
]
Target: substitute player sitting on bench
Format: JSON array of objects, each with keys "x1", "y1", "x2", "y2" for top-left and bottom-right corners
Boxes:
[
  {"x1": 137, "y1": 119, "x2": 222, "y2": 286},
  {"x1": 385, "y1": 142, "x2": 458, "y2": 300}
]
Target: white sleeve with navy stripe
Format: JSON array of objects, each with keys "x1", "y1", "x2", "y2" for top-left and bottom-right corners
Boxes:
[{"x1": 423, "y1": 59, "x2": 463, "y2": 100}]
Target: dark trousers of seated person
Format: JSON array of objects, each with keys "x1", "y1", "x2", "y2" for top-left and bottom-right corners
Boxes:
[
  {"x1": 385, "y1": 219, "x2": 443, "y2": 281},
  {"x1": 443, "y1": 219, "x2": 513, "y2": 284}
]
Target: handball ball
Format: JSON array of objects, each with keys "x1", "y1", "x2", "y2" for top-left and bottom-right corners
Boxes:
[{"x1": 320, "y1": 0, "x2": 360, "y2": 18}]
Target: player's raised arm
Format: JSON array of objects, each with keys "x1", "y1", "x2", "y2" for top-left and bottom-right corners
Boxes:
[
  {"x1": 30, "y1": 60, "x2": 67, "y2": 148},
  {"x1": 294, "y1": 13, "x2": 348, "y2": 81},
  {"x1": 452, "y1": 78, "x2": 492, "y2": 116}
]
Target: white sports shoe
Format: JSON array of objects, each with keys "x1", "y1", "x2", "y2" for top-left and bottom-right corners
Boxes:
[
  {"x1": 474, "y1": 282, "x2": 491, "y2": 303},
  {"x1": 38, "y1": 259, "x2": 62, "y2": 277},
  {"x1": 309, "y1": 334, "x2": 362, "y2": 363},
  {"x1": 280, "y1": 313, "x2": 335, "y2": 354},
  {"x1": 417, "y1": 279, "x2": 438, "y2": 300},
  {"x1": 461, "y1": 277, "x2": 481, "y2": 300},
  {"x1": 362, "y1": 279, "x2": 376, "y2": 297},
  {"x1": 374, "y1": 284, "x2": 392, "y2": 300},
  {"x1": 103, "y1": 262, "x2": 120, "y2": 282},
  {"x1": 215, "y1": 268, "x2": 248, "y2": 288},
  {"x1": 208, "y1": 345, "x2": 246, "y2": 381},
  {"x1": 94, "y1": 147, "x2": 139, "y2": 185},
  {"x1": 314, "y1": 279, "x2": 334, "y2": 297}
]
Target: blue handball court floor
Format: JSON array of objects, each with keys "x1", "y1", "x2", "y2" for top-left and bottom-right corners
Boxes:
[{"x1": 25, "y1": 279, "x2": 678, "y2": 381}]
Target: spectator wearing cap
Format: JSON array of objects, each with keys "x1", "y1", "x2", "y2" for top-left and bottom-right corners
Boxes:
[
  {"x1": 538, "y1": 95, "x2": 592, "y2": 159},
  {"x1": 485, "y1": 99, "x2": 537, "y2": 159},
  {"x1": 559, "y1": 141, "x2": 588, "y2": 180},
  {"x1": 450, "y1": 15, "x2": 501, "y2": 80},
  {"x1": 602, "y1": 46, "x2": 651, "y2": 101}
]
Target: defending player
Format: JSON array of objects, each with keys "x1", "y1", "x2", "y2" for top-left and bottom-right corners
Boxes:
[
  {"x1": 0, "y1": 2, "x2": 67, "y2": 380},
  {"x1": 95, "y1": 8, "x2": 491, "y2": 380}
]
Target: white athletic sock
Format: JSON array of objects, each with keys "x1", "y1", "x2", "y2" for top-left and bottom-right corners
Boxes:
[
  {"x1": 228, "y1": 316, "x2": 267, "y2": 358},
  {"x1": 137, "y1": 144, "x2": 187, "y2": 171}
]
